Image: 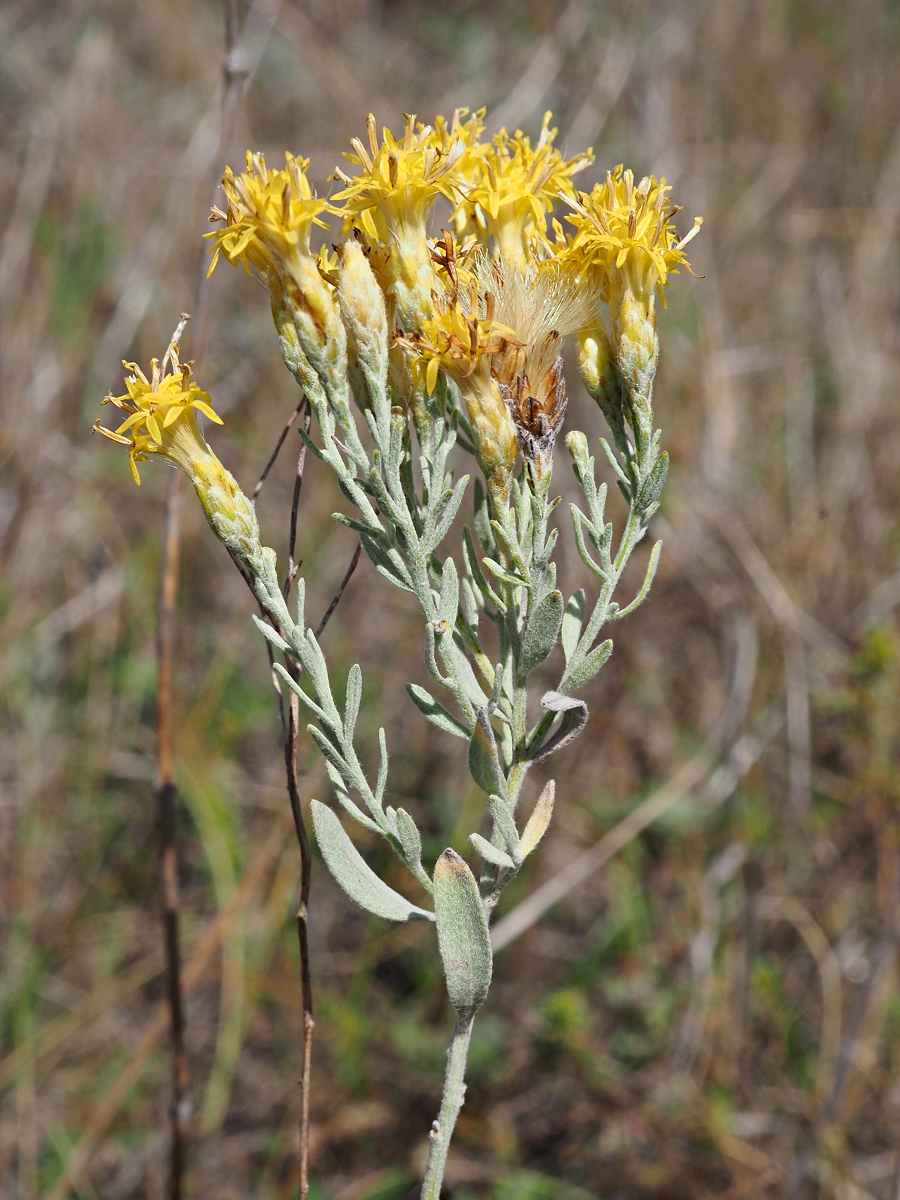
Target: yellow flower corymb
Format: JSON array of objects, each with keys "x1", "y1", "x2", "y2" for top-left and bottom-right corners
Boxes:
[
  {"x1": 206, "y1": 151, "x2": 333, "y2": 282},
  {"x1": 94, "y1": 350, "x2": 222, "y2": 485}
]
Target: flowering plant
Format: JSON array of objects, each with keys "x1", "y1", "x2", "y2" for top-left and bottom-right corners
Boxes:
[{"x1": 96, "y1": 109, "x2": 700, "y2": 1197}]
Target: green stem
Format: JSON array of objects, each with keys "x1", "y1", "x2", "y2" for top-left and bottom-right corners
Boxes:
[{"x1": 420, "y1": 1017, "x2": 474, "y2": 1199}]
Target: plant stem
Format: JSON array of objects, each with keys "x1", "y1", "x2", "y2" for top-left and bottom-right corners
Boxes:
[
  {"x1": 420, "y1": 1017, "x2": 474, "y2": 1200},
  {"x1": 156, "y1": 469, "x2": 191, "y2": 1200}
]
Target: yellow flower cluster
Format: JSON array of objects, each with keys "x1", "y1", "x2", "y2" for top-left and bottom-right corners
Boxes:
[
  {"x1": 563, "y1": 165, "x2": 703, "y2": 304},
  {"x1": 453, "y1": 112, "x2": 594, "y2": 266},
  {"x1": 98, "y1": 108, "x2": 702, "y2": 513},
  {"x1": 95, "y1": 342, "x2": 263, "y2": 572},
  {"x1": 94, "y1": 351, "x2": 222, "y2": 485},
  {"x1": 206, "y1": 151, "x2": 333, "y2": 282}
]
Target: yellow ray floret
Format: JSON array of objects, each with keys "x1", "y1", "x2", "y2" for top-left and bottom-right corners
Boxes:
[
  {"x1": 94, "y1": 348, "x2": 222, "y2": 485},
  {"x1": 563, "y1": 166, "x2": 703, "y2": 302},
  {"x1": 455, "y1": 112, "x2": 593, "y2": 264},
  {"x1": 206, "y1": 151, "x2": 333, "y2": 280}
]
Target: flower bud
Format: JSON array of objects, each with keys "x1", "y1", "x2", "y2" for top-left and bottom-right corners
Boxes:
[
  {"x1": 338, "y1": 240, "x2": 389, "y2": 405},
  {"x1": 576, "y1": 321, "x2": 625, "y2": 433}
]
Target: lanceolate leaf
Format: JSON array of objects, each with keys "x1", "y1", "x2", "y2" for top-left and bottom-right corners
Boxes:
[
  {"x1": 406, "y1": 683, "x2": 471, "y2": 739},
  {"x1": 520, "y1": 589, "x2": 564, "y2": 674},
  {"x1": 561, "y1": 590, "x2": 585, "y2": 664},
  {"x1": 468, "y1": 707, "x2": 507, "y2": 797},
  {"x1": 565, "y1": 638, "x2": 614, "y2": 691},
  {"x1": 311, "y1": 801, "x2": 434, "y2": 923},
  {"x1": 469, "y1": 832, "x2": 515, "y2": 870},
  {"x1": 433, "y1": 849, "x2": 493, "y2": 1022},
  {"x1": 520, "y1": 780, "x2": 555, "y2": 858}
]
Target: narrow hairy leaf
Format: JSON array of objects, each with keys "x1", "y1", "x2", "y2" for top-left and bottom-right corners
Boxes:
[
  {"x1": 311, "y1": 801, "x2": 433, "y2": 922},
  {"x1": 396, "y1": 807, "x2": 423, "y2": 867},
  {"x1": 520, "y1": 780, "x2": 555, "y2": 858},
  {"x1": 251, "y1": 614, "x2": 291, "y2": 655},
  {"x1": 488, "y1": 794, "x2": 521, "y2": 861},
  {"x1": 636, "y1": 449, "x2": 669, "y2": 512},
  {"x1": 472, "y1": 477, "x2": 494, "y2": 552},
  {"x1": 561, "y1": 591, "x2": 586, "y2": 664},
  {"x1": 469, "y1": 832, "x2": 515, "y2": 870},
  {"x1": 440, "y1": 556, "x2": 460, "y2": 629},
  {"x1": 324, "y1": 760, "x2": 381, "y2": 833},
  {"x1": 520, "y1": 589, "x2": 564, "y2": 674},
  {"x1": 565, "y1": 638, "x2": 614, "y2": 691},
  {"x1": 433, "y1": 849, "x2": 493, "y2": 1021},
  {"x1": 405, "y1": 683, "x2": 471, "y2": 739},
  {"x1": 468, "y1": 708, "x2": 506, "y2": 797},
  {"x1": 344, "y1": 663, "x2": 363, "y2": 744},
  {"x1": 482, "y1": 556, "x2": 528, "y2": 588}
]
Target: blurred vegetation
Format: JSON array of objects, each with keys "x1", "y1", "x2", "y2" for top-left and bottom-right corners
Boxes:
[{"x1": 2, "y1": 0, "x2": 900, "y2": 1197}]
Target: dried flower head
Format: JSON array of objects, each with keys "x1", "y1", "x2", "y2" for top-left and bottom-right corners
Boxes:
[{"x1": 482, "y1": 256, "x2": 595, "y2": 476}]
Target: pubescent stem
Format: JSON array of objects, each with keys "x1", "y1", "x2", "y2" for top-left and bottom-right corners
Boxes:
[{"x1": 420, "y1": 1017, "x2": 474, "y2": 1200}]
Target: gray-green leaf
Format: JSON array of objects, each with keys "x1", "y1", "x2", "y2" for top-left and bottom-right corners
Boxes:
[
  {"x1": 406, "y1": 683, "x2": 471, "y2": 739},
  {"x1": 488, "y1": 793, "x2": 521, "y2": 862},
  {"x1": 468, "y1": 707, "x2": 507, "y2": 797},
  {"x1": 521, "y1": 589, "x2": 564, "y2": 674},
  {"x1": 520, "y1": 780, "x2": 555, "y2": 858},
  {"x1": 565, "y1": 638, "x2": 613, "y2": 691},
  {"x1": 561, "y1": 590, "x2": 585, "y2": 664},
  {"x1": 433, "y1": 849, "x2": 493, "y2": 1021},
  {"x1": 469, "y1": 832, "x2": 515, "y2": 870},
  {"x1": 311, "y1": 801, "x2": 434, "y2": 922}
]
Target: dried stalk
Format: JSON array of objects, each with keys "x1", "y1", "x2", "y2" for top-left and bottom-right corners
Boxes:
[{"x1": 152, "y1": 4, "x2": 249, "y2": 1194}]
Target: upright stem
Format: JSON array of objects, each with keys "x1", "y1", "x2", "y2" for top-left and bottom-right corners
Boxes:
[
  {"x1": 156, "y1": 469, "x2": 191, "y2": 1200},
  {"x1": 285, "y1": 687, "x2": 315, "y2": 1197},
  {"x1": 420, "y1": 1018, "x2": 474, "y2": 1200}
]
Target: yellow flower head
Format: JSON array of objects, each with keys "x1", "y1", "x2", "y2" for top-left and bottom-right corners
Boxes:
[
  {"x1": 332, "y1": 113, "x2": 468, "y2": 331},
  {"x1": 95, "y1": 332, "x2": 261, "y2": 568},
  {"x1": 424, "y1": 107, "x2": 486, "y2": 156},
  {"x1": 94, "y1": 345, "x2": 222, "y2": 485},
  {"x1": 333, "y1": 112, "x2": 465, "y2": 245},
  {"x1": 564, "y1": 166, "x2": 703, "y2": 303},
  {"x1": 455, "y1": 112, "x2": 593, "y2": 266},
  {"x1": 400, "y1": 281, "x2": 520, "y2": 501},
  {"x1": 206, "y1": 151, "x2": 333, "y2": 282}
]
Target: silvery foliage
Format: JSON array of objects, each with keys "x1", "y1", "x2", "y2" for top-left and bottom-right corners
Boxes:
[{"x1": 251, "y1": 329, "x2": 667, "y2": 1025}]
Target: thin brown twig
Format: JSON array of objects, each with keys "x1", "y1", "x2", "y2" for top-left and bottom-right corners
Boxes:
[
  {"x1": 251, "y1": 397, "x2": 307, "y2": 501},
  {"x1": 44, "y1": 810, "x2": 296, "y2": 1200},
  {"x1": 156, "y1": 468, "x2": 190, "y2": 1200},
  {"x1": 316, "y1": 543, "x2": 362, "y2": 639},
  {"x1": 284, "y1": 407, "x2": 312, "y2": 600},
  {"x1": 152, "y1": 6, "x2": 251, "y2": 1197}
]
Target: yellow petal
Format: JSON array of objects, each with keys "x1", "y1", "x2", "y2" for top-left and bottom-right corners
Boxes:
[
  {"x1": 426, "y1": 356, "x2": 440, "y2": 396},
  {"x1": 192, "y1": 400, "x2": 224, "y2": 424}
]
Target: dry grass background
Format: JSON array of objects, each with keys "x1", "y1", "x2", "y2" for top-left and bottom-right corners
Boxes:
[{"x1": 2, "y1": 1, "x2": 900, "y2": 1197}]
